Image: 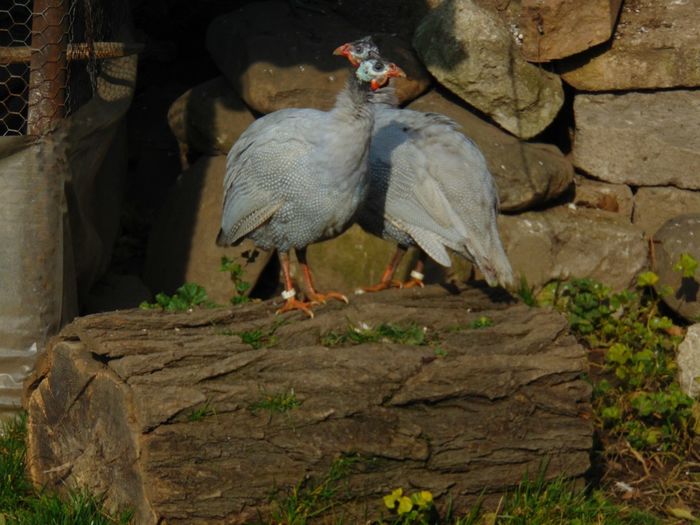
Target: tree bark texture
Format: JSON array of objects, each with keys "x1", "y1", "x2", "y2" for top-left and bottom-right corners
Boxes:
[{"x1": 24, "y1": 285, "x2": 592, "y2": 524}]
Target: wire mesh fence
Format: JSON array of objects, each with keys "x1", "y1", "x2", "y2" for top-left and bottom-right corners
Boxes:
[{"x1": 0, "y1": 0, "x2": 134, "y2": 136}]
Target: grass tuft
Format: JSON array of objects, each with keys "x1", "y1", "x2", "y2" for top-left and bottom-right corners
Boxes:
[
  {"x1": 321, "y1": 323, "x2": 428, "y2": 347},
  {"x1": 0, "y1": 414, "x2": 132, "y2": 524}
]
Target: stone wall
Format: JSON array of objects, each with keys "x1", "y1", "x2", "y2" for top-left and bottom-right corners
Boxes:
[{"x1": 143, "y1": 0, "x2": 699, "y2": 305}]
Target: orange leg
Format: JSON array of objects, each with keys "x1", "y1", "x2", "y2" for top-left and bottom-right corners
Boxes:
[
  {"x1": 403, "y1": 251, "x2": 426, "y2": 289},
  {"x1": 275, "y1": 251, "x2": 315, "y2": 318},
  {"x1": 296, "y1": 247, "x2": 349, "y2": 305},
  {"x1": 361, "y1": 245, "x2": 407, "y2": 293}
]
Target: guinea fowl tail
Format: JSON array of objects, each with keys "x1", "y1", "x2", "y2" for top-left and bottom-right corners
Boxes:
[
  {"x1": 463, "y1": 232, "x2": 515, "y2": 290},
  {"x1": 216, "y1": 228, "x2": 227, "y2": 247}
]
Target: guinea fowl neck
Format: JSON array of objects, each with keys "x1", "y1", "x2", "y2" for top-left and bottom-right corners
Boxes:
[
  {"x1": 331, "y1": 71, "x2": 375, "y2": 125},
  {"x1": 369, "y1": 86, "x2": 399, "y2": 109}
]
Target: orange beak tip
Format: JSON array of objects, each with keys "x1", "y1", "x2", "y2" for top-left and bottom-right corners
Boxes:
[{"x1": 333, "y1": 44, "x2": 348, "y2": 57}]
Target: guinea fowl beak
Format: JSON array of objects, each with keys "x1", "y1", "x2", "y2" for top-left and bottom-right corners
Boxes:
[{"x1": 333, "y1": 43, "x2": 361, "y2": 67}]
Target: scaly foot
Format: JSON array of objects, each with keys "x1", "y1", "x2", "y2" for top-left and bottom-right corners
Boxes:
[
  {"x1": 276, "y1": 297, "x2": 315, "y2": 318},
  {"x1": 306, "y1": 291, "x2": 349, "y2": 305},
  {"x1": 358, "y1": 280, "x2": 403, "y2": 294},
  {"x1": 402, "y1": 278, "x2": 425, "y2": 289}
]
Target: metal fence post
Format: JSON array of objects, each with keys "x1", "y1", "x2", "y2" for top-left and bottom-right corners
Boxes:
[{"x1": 28, "y1": 0, "x2": 67, "y2": 135}]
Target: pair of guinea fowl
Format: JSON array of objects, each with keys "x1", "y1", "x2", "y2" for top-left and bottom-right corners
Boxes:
[{"x1": 217, "y1": 37, "x2": 515, "y2": 318}]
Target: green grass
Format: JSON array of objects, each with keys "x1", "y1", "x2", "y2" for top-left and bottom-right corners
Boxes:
[
  {"x1": 321, "y1": 323, "x2": 428, "y2": 347},
  {"x1": 264, "y1": 461, "x2": 661, "y2": 525},
  {"x1": 0, "y1": 415, "x2": 131, "y2": 524},
  {"x1": 269, "y1": 455, "x2": 359, "y2": 525},
  {"x1": 249, "y1": 389, "x2": 301, "y2": 414},
  {"x1": 453, "y1": 475, "x2": 660, "y2": 525},
  {"x1": 187, "y1": 401, "x2": 215, "y2": 422}
]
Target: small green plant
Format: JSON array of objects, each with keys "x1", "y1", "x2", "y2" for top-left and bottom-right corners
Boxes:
[
  {"x1": 674, "y1": 252, "x2": 699, "y2": 278},
  {"x1": 249, "y1": 389, "x2": 301, "y2": 414},
  {"x1": 382, "y1": 488, "x2": 436, "y2": 525},
  {"x1": 188, "y1": 401, "x2": 215, "y2": 422},
  {"x1": 220, "y1": 256, "x2": 252, "y2": 305},
  {"x1": 321, "y1": 322, "x2": 428, "y2": 347},
  {"x1": 516, "y1": 275, "x2": 536, "y2": 307},
  {"x1": 0, "y1": 415, "x2": 132, "y2": 524},
  {"x1": 229, "y1": 319, "x2": 285, "y2": 349},
  {"x1": 539, "y1": 272, "x2": 694, "y2": 451},
  {"x1": 140, "y1": 282, "x2": 216, "y2": 311},
  {"x1": 468, "y1": 316, "x2": 493, "y2": 329},
  {"x1": 433, "y1": 347, "x2": 448, "y2": 358}
]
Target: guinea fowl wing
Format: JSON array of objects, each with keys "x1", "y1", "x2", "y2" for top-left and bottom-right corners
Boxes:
[
  {"x1": 219, "y1": 110, "x2": 322, "y2": 245},
  {"x1": 370, "y1": 114, "x2": 471, "y2": 267}
]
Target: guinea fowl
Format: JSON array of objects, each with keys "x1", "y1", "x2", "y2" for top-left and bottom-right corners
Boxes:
[
  {"x1": 334, "y1": 37, "x2": 515, "y2": 291},
  {"x1": 216, "y1": 53, "x2": 405, "y2": 318}
]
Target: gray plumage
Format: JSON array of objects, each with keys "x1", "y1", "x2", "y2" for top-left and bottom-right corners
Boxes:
[
  {"x1": 217, "y1": 72, "x2": 376, "y2": 253},
  {"x1": 360, "y1": 90, "x2": 515, "y2": 288}
]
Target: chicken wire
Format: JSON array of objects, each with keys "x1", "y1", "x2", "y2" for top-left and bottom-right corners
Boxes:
[{"x1": 0, "y1": 0, "x2": 123, "y2": 136}]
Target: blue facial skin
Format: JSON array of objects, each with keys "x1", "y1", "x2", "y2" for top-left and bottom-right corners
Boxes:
[{"x1": 356, "y1": 59, "x2": 386, "y2": 83}]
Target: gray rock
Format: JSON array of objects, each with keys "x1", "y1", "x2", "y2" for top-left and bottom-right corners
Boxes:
[
  {"x1": 574, "y1": 91, "x2": 700, "y2": 190},
  {"x1": 167, "y1": 77, "x2": 255, "y2": 156},
  {"x1": 143, "y1": 156, "x2": 272, "y2": 305},
  {"x1": 408, "y1": 90, "x2": 573, "y2": 212},
  {"x1": 499, "y1": 206, "x2": 648, "y2": 290},
  {"x1": 573, "y1": 175, "x2": 633, "y2": 220},
  {"x1": 560, "y1": 0, "x2": 700, "y2": 90},
  {"x1": 413, "y1": 0, "x2": 564, "y2": 139},
  {"x1": 652, "y1": 214, "x2": 700, "y2": 322},
  {"x1": 678, "y1": 324, "x2": 700, "y2": 399},
  {"x1": 633, "y1": 187, "x2": 700, "y2": 237},
  {"x1": 519, "y1": 0, "x2": 623, "y2": 62},
  {"x1": 206, "y1": 2, "x2": 430, "y2": 113}
]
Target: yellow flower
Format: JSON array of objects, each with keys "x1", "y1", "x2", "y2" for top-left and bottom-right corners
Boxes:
[
  {"x1": 383, "y1": 488, "x2": 403, "y2": 509},
  {"x1": 412, "y1": 490, "x2": 434, "y2": 509},
  {"x1": 397, "y1": 496, "x2": 413, "y2": 515}
]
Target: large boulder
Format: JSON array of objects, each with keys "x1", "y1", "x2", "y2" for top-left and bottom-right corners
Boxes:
[
  {"x1": 167, "y1": 77, "x2": 255, "y2": 156},
  {"x1": 519, "y1": 0, "x2": 623, "y2": 62},
  {"x1": 206, "y1": 2, "x2": 430, "y2": 114},
  {"x1": 408, "y1": 90, "x2": 573, "y2": 212},
  {"x1": 633, "y1": 187, "x2": 700, "y2": 237},
  {"x1": 573, "y1": 91, "x2": 700, "y2": 190},
  {"x1": 678, "y1": 324, "x2": 700, "y2": 399},
  {"x1": 652, "y1": 214, "x2": 700, "y2": 322},
  {"x1": 499, "y1": 206, "x2": 648, "y2": 290},
  {"x1": 143, "y1": 155, "x2": 272, "y2": 305},
  {"x1": 560, "y1": 0, "x2": 700, "y2": 90},
  {"x1": 305, "y1": 225, "x2": 418, "y2": 294},
  {"x1": 413, "y1": 0, "x2": 564, "y2": 139}
]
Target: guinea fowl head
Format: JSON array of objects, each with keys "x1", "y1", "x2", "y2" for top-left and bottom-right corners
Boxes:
[
  {"x1": 333, "y1": 36, "x2": 379, "y2": 67},
  {"x1": 355, "y1": 58, "x2": 405, "y2": 91}
]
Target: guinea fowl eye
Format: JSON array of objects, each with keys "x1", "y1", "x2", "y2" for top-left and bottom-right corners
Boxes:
[{"x1": 373, "y1": 62, "x2": 384, "y2": 72}]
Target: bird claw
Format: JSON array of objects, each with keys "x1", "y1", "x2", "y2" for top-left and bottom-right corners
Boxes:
[
  {"x1": 276, "y1": 298, "x2": 315, "y2": 318},
  {"x1": 360, "y1": 280, "x2": 404, "y2": 293}
]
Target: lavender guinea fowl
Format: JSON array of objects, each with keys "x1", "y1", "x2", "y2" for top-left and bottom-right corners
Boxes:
[
  {"x1": 216, "y1": 54, "x2": 405, "y2": 318},
  {"x1": 334, "y1": 37, "x2": 515, "y2": 292}
]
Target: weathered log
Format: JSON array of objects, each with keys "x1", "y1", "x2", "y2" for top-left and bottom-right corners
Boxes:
[{"x1": 24, "y1": 285, "x2": 592, "y2": 524}]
